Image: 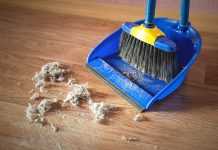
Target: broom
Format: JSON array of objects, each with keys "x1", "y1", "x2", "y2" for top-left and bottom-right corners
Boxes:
[{"x1": 119, "y1": 0, "x2": 181, "y2": 82}]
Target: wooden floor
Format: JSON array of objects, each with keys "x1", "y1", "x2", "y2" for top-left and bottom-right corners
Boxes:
[{"x1": 0, "y1": 0, "x2": 218, "y2": 150}]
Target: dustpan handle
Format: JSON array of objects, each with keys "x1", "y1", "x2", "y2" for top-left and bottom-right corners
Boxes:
[
  {"x1": 180, "y1": 0, "x2": 190, "y2": 31},
  {"x1": 145, "y1": 0, "x2": 156, "y2": 27}
]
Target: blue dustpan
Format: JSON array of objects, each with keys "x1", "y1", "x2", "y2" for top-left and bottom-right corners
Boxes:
[{"x1": 86, "y1": 1, "x2": 202, "y2": 111}]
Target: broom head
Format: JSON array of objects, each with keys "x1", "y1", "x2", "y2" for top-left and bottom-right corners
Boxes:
[{"x1": 119, "y1": 22, "x2": 181, "y2": 82}]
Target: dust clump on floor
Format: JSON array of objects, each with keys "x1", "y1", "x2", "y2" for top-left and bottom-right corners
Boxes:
[
  {"x1": 26, "y1": 103, "x2": 40, "y2": 122},
  {"x1": 89, "y1": 101, "x2": 115, "y2": 123},
  {"x1": 121, "y1": 134, "x2": 139, "y2": 142},
  {"x1": 65, "y1": 76, "x2": 75, "y2": 87},
  {"x1": 26, "y1": 103, "x2": 46, "y2": 126},
  {"x1": 32, "y1": 62, "x2": 65, "y2": 89},
  {"x1": 38, "y1": 99, "x2": 58, "y2": 115},
  {"x1": 39, "y1": 86, "x2": 48, "y2": 93},
  {"x1": 30, "y1": 92, "x2": 39, "y2": 100},
  {"x1": 133, "y1": 113, "x2": 144, "y2": 122},
  {"x1": 64, "y1": 83, "x2": 90, "y2": 107},
  {"x1": 34, "y1": 79, "x2": 46, "y2": 89},
  {"x1": 50, "y1": 124, "x2": 59, "y2": 132},
  {"x1": 64, "y1": 83, "x2": 116, "y2": 123},
  {"x1": 26, "y1": 61, "x2": 117, "y2": 131},
  {"x1": 26, "y1": 99, "x2": 58, "y2": 126}
]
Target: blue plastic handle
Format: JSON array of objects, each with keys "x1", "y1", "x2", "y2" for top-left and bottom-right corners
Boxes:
[
  {"x1": 145, "y1": 0, "x2": 156, "y2": 27},
  {"x1": 180, "y1": 0, "x2": 190, "y2": 30}
]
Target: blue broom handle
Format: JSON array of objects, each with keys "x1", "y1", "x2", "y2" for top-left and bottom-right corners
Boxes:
[
  {"x1": 145, "y1": 0, "x2": 156, "y2": 27},
  {"x1": 180, "y1": 0, "x2": 190, "y2": 28}
]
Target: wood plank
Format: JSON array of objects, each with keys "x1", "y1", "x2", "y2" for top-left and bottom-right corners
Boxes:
[
  {"x1": 0, "y1": 0, "x2": 218, "y2": 33},
  {"x1": 204, "y1": 64, "x2": 218, "y2": 87}
]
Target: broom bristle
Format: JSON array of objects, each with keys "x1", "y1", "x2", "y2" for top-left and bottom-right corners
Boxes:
[{"x1": 119, "y1": 31, "x2": 181, "y2": 82}]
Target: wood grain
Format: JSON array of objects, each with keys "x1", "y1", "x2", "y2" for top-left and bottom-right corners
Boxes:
[{"x1": 0, "y1": 0, "x2": 218, "y2": 150}]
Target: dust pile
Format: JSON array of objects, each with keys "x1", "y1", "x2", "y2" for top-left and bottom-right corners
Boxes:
[
  {"x1": 26, "y1": 99, "x2": 58, "y2": 126},
  {"x1": 26, "y1": 61, "x2": 116, "y2": 132},
  {"x1": 32, "y1": 62, "x2": 65, "y2": 89},
  {"x1": 133, "y1": 114, "x2": 144, "y2": 122},
  {"x1": 50, "y1": 124, "x2": 59, "y2": 132},
  {"x1": 89, "y1": 101, "x2": 115, "y2": 123},
  {"x1": 65, "y1": 76, "x2": 75, "y2": 87},
  {"x1": 30, "y1": 92, "x2": 39, "y2": 100},
  {"x1": 64, "y1": 83, "x2": 90, "y2": 107}
]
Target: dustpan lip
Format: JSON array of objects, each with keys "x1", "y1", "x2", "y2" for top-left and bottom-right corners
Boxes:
[{"x1": 85, "y1": 63, "x2": 146, "y2": 112}]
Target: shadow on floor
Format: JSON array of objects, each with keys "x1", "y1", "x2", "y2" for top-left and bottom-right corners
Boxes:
[{"x1": 147, "y1": 84, "x2": 218, "y2": 112}]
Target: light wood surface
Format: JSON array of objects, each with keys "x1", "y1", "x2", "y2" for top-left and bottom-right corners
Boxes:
[{"x1": 0, "y1": 0, "x2": 218, "y2": 150}]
